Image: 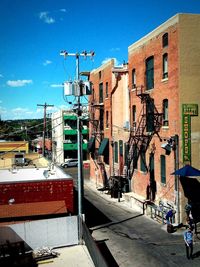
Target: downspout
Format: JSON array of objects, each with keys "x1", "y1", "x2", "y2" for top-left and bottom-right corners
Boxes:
[{"x1": 110, "y1": 74, "x2": 119, "y2": 176}]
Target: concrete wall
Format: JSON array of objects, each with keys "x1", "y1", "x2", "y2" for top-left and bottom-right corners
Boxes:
[{"x1": 0, "y1": 216, "x2": 78, "y2": 249}]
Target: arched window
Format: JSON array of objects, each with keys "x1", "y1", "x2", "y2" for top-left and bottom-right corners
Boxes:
[
  {"x1": 162, "y1": 33, "x2": 168, "y2": 47},
  {"x1": 163, "y1": 99, "x2": 169, "y2": 126},
  {"x1": 145, "y1": 56, "x2": 154, "y2": 90},
  {"x1": 132, "y1": 68, "x2": 136, "y2": 88},
  {"x1": 163, "y1": 53, "x2": 168, "y2": 79}
]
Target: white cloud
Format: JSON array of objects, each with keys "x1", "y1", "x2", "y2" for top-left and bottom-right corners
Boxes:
[
  {"x1": 50, "y1": 84, "x2": 63, "y2": 88},
  {"x1": 7, "y1": 80, "x2": 33, "y2": 87},
  {"x1": 43, "y1": 60, "x2": 52, "y2": 66},
  {"x1": 101, "y1": 57, "x2": 119, "y2": 66},
  {"x1": 39, "y1": 11, "x2": 55, "y2": 24},
  {"x1": 110, "y1": 47, "x2": 120, "y2": 52},
  {"x1": 60, "y1": 9, "x2": 67, "y2": 12}
]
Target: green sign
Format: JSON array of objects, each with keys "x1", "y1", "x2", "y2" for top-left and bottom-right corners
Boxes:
[
  {"x1": 182, "y1": 104, "x2": 198, "y2": 116},
  {"x1": 182, "y1": 114, "x2": 191, "y2": 164}
]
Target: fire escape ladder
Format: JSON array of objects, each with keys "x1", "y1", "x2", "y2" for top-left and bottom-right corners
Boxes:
[{"x1": 127, "y1": 87, "x2": 163, "y2": 179}]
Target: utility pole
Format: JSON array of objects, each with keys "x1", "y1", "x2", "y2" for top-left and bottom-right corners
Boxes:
[
  {"x1": 37, "y1": 103, "x2": 54, "y2": 157},
  {"x1": 60, "y1": 50, "x2": 94, "y2": 243}
]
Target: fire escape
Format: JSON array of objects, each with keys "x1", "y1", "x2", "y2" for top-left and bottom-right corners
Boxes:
[
  {"x1": 127, "y1": 86, "x2": 163, "y2": 179},
  {"x1": 89, "y1": 89, "x2": 104, "y2": 149},
  {"x1": 90, "y1": 87, "x2": 108, "y2": 187}
]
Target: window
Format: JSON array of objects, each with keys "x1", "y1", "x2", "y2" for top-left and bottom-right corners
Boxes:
[
  {"x1": 106, "y1": 110, "x2": 109, "y2": 128},
  {"x1": 114, "y1": 141, "x2": 118, "y2": 163},
  {"x1": 132, "y1": 68, "x2": 136, "y2": 88},
  {"x1": 105, "y1": 82, "x2": 108, "y2": 98},
  {"x1": 133, "y1": 144, "x2": 138, "y2": 169},
  {"x1": 99, "y1": 83, "x2": 103, "y2": 103},
  {"x1": 119, "y1": 140, "x2": 123, "y2": 156},
  {"x1": 132, "y1": 105, "x2": 136, "y2": 129},
  {"x1": 146, "y1": 56, "x2": 154, "y2": 90},
  {"x1": 162, "y1": 33, "x2": 168, "y2": 48},
  {"x1": 163, "y1": 99, "x2": 169, "y2": 126},
  {"x1": 162, "y1": 53, "x2": 168, "y2": 79},
  {"x1": 140, "y1": 146, "x2": 146, "y2": 172},
  {"x1": 160, "y1": 155, "x2": 166, "y2": 184},
  {"x1": 146, "y1": 99, "x2": 155, "y2": 132},
  {"x1": 99, "y1": 71, "x2": 102, "y2": 80},
  {"x1": 100, "y1": 109, "x2": 104, "y2": 131}
]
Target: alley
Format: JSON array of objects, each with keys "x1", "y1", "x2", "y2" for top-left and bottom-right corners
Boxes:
[{"x1": 84, "y1": 180, "x2": 200, "y2": 267}]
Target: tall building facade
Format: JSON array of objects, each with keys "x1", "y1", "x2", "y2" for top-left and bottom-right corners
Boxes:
[
  {"x1": 89, "y1": 59, "x2": 130, "y2": 188},
  {"x1": 88, "y1": 14, "x2": 200, "y2": 223},
  {"x1": 52, "y1": 110, "x2": 89, "y2": 165}
]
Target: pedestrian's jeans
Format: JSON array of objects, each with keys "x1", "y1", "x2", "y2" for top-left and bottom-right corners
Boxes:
[{"x1": 185, "y1": 243, "x2": 193, "y2": 259}]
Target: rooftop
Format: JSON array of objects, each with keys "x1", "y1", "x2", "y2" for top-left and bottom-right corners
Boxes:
[{"x1": 0, "y1": 165, "x2": 72, "y2": 183}]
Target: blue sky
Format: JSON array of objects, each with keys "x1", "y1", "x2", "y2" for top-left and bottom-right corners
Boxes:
[{"x1": 0, "y1": 0, "x2": 200, "y2": 120}]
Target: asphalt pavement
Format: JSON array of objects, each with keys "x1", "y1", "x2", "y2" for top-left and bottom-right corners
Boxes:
[{"x1": 84, "y1": 178, "x2": 200, "y2": 267}]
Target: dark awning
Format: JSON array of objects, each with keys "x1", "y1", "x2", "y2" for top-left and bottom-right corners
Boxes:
[
  {"x1": 98, "y1": 138, "x2": 109, "y2": 155},
  {"x1": 88, "y1": 137, "x2": 95, "y2": 152}
]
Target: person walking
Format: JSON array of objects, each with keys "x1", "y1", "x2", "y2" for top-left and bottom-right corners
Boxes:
[{"x1": 184, "y1": 226, "x2": 194, "y2": 259}]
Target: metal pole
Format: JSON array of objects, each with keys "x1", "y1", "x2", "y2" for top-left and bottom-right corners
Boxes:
[
  {"x1": 60, "y1": 50, "x2": 94, "y2": 244},
  {"x1": 174, "y1": 135, "x2": 180, "y2": 224},
  {"x1": 76, "y1": 55, "x2": 84, "y2": 243}
]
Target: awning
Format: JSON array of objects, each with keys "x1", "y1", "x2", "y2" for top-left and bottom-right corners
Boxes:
[
  {"x1": 171, "y1": 165, "x2": 200, "y2": 177},
  {"x1": 88, "y1": 137, "x2": 95, "y2": 152},
  {"x1": 98, "y1": 138, "x2": 109, "y2": 155}
]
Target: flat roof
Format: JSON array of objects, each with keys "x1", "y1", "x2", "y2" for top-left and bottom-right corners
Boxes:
[{"x1": 0, "y1": 166, "x2": 72, "y2": 183}]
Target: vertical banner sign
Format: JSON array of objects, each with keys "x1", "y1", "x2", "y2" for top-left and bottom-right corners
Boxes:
[
  {"x1": 182, "y1": 114, "x2": 191, "y2": 164},
  {"x1": 182, "y1": 104, "x2": 198, "y2": 165}
]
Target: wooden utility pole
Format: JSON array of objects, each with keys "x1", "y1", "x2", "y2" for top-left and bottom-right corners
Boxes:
[{"x1": 37, "y1": 102, "x2": 54, "y2": 157}]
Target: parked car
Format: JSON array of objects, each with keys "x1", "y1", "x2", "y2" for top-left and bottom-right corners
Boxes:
[{"x1": 61, "y1": 159, "x2": 78, "y2": 168}]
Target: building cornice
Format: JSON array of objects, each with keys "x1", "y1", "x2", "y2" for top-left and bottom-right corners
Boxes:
[{"x1": 128, "y1": 14, "x2": 180, "y2": 54}]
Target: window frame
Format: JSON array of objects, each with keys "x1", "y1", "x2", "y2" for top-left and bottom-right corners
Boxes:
[
  {"x1": 162, "y1": 33, "x2": 168, "y2": 48},
  {"x1": 163, "y1": 99, "x2": 169, "y2": 126},
  {"x1": 145, "y1": 56, "x2": 154, "y2": 90},
  {"x1": 160, "y1": 155, "x2": 166, "y2": 184},
  {"x1": 162, "y1": 53, "x2": 168, "y2": 79}
]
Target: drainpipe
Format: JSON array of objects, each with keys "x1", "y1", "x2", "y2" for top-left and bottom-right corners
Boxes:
[
  {"x1": 110, "y1": 73, "x2": 119, "y2": 176},
  {"x1": 174, "y1": 135, "x2": 180, "y2": 224}
]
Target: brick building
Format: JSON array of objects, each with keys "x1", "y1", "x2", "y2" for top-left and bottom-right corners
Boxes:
[
  {"x1": 88, "y1": 13, "x2": 200, "y2": 223},
  {"x1": 127, "y1": 13, "x2": 200, "y2": 223},
  {"x1": 89, "y1": 59, "x2": 129, "y2": 188}
]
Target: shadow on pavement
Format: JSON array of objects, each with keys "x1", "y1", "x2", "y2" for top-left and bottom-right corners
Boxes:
[
  {"x1": 73, "y1": 189, "x2": 112, "y2": 228},
  {"x1": 95, "y1": 239, "x2": 119, "y2": 267},
  {"x1": 91, "y1": 213, "x2": 143, "y2": 231},
  {"x1": 192, "y1": 250, "x2": 200, "y2": 259}
]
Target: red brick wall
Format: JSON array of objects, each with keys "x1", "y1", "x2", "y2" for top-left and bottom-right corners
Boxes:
[
  {"x1": 128, "y1": 24, "x2": 180, "y2": 203},
  {"x1": 0, "y1": 179, "x2": 74, "y2": 213}
]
